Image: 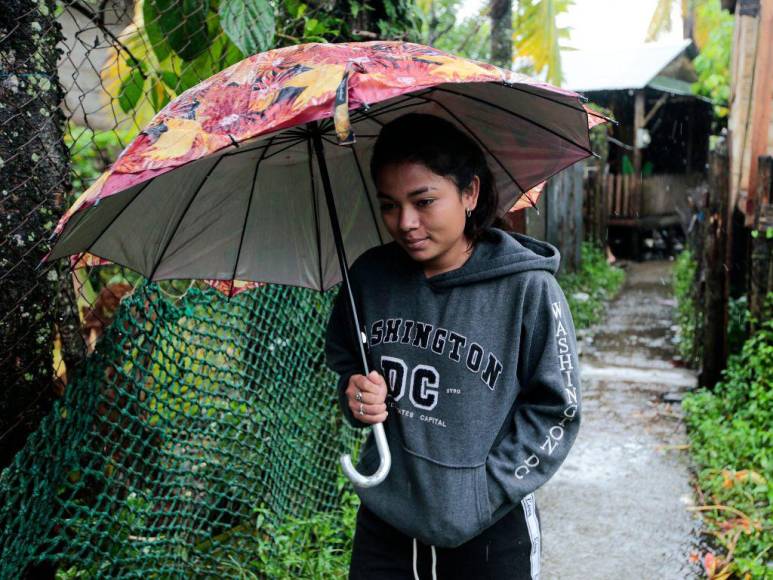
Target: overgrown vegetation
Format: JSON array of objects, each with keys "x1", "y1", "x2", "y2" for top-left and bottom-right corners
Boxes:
[
  {"x1": 681, "y1": 294, "x2": 772, "y2": 579},
  {"x1": 673, "y1": 249, "x2": 702, "y2": 367},
  {"x1": 558, "y1": 242, "x2": 626, "y2": 330},
  {"x1": 244, "y1": 483, "x2": 360, "y2": 578}
]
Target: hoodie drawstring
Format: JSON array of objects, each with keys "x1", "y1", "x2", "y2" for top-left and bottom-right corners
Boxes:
[
  {"x1": 412, "y1": 538, "x2": 438, "y2": 579},
  {"x1": 412, "y1": 538, "x2": 419, "y2": 579}
]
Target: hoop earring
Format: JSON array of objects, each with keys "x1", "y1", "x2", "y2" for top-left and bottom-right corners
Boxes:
[{"x1": 465, "y1": 207, "x2": 472, "y2": 218}]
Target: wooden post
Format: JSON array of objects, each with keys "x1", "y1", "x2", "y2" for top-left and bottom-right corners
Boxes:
[
  {"x1": 622, "y1": 175, "x2": 628, "y2": 216},
  {"x1": 599, "y1": 167, "x2": 609, "y2": 247},
  {"x1": 746, "y1": 0, "x2": 773, "y2": 224},
  {"x1": 750, "y1": 156, "x2": 773, "y2": 330},
  {"x1": 634, "y1": 90, "x2": 645, "y2": 214},
  {"x1": 700, "y1": 138, "x2": 730, "y2": 389}
]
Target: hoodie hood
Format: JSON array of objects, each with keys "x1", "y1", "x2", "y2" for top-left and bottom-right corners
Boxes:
[{"x1": 392, "y1": 228, "x2": 560, "y2": 290}]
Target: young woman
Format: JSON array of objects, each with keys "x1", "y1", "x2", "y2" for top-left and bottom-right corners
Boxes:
[{"x1": 325, "y1": 113, "x2": 582, "y2": 580}]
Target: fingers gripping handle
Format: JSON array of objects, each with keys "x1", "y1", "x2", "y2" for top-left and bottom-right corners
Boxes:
[{"x1": 340, "y1": 329, "x2": 391, "y2": 487}]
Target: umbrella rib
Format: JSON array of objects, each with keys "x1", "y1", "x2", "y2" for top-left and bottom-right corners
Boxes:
[
  {"x1": 228, "y1": 136, "x2": 275, "y2": 298},
  {"x1": 351, "y1": 144, "x2": 384, "y2": 246},
  {"x1": 348, "y1": 91, "x2": 433, "y2": 125},
  {"x1": 221, "y1": 135, "x2": 304, "y2": 159},
  {"x1": 503, "y1": 83, "x2": 615, "y2": 125},
  {"x1": 147, "y1": 156, "x2": 225, "y2": 282},
  {"x1": 413, "y1": 93, "x2": 529, "y2": 198},
  {"x1": 496, "y1": 82, "x2": 604, "y2": 119},
  {"x1": 432, "y1": 87, "x2": 596, "y2": 158},
  {"x1": 306, "y1": 139, "x2": 323, "y2": 290},
  {"x1": 319, "y1": 135, "x2": 342, "y2": 148},
  {"x1": 77, "y1": 179, "x2": 154, "y2": 268},
  {"x1": 260, "y1": 138, "x2": 309, "y2": 161},
  {"x1": 349, "y1": 107, "x2": 385, "y2": 127}
]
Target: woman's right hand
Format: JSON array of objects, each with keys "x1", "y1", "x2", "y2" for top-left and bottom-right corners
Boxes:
[{"x1": 346, "y1": 370, "x2": 388, "y2": 424}]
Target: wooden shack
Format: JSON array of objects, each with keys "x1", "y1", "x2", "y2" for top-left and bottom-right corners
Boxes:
[
  {"x1": 723, "y1": 0, "x2": 773, "y2": 226},
  {"x1": 560, "y1": 41, "x2": 715, "y2": 259},
  {"x1": 723, "y1": 0, "x2": 773, "y2": 321}
]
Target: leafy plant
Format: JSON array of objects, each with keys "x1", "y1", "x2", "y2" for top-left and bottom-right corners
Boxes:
[
  {"x1": 727, "y1": 295, "x2": 750, "y2": 358},
  {"x1": 245, "y1": 483, "x2": 360, "y2": 578},
  {"x1": 691, "y1": 1, "x2": 733, "y2": 119},
  {"x1": 100, "y1": 0, "x2": 247, "y2": 133},
  {"x1": 98, "y1": 0, "x2": 419, "y2": 131},
  {"x1": 673, "y1": 249, "x2": 701, "y2": 367},
  {"x1": 557, "y1": 242, "x2": 625, "y2": 330},
  {"x1": 513, "y1": 0, "x2": 575, "y2": 85},
  {"x1": 410, "y1": 0, "x2": 491, "y2": 61},
  {"x1": 682, "y1": 293, "x2": 773, "y2": 578}
]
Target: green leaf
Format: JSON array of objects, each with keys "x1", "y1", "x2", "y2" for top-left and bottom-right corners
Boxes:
[
  {"x1": 176, "y1": 33, "x2": 230, "y2": 91},
  {"x1": 304, "y1": 17, "x2": 321, "y2": 36},
  {"x1": 284, "y1": 0, "x2": 305, "y2": 18},
  {"x1": 219, "y1": 0, "x2": 275, "y2": 56},
  {"x1": 513, "y1": 0, "x2": 574, "y2": 85},
  {"x1": 158, "y1": 70, "x2": 182, "y2": 93},
  {"x1": 147, "y1": 0, "x2": 212, "y2": 62},
  {"x1": 118, "y1": 67, "x2": 146, "y2": 113},
  {"x1": 141, "y1": 0, "x2": 172, "y2": 62},
  {"x1": 149, "y1": 78, "x2": 171, "y2": 111}
]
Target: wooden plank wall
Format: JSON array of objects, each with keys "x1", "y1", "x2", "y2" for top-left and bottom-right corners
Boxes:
[
  {"x1": 544, "y1": 162, "x2": 585, "y2": 274},
  {"x1": 728, "y1": 2, "x2": 773, "y2": 223}
]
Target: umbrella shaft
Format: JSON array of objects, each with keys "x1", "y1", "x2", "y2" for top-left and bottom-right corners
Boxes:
[{"x1": 310, "y1": 122, "x2": 370, "y2": 375}]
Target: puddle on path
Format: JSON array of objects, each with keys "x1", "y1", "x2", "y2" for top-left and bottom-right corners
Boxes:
[{"x1": 538, "y1": 260, "x2": 704, "y2": 579}]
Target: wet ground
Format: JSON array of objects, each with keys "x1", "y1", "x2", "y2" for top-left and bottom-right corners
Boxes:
[{"x1": 538, "y1": 260, "x2": 704, "y2": 579}]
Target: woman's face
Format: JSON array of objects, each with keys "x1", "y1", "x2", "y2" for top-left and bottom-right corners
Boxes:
[{"x1": 375, "y1": 161, "x2": 479, "y2": 274}]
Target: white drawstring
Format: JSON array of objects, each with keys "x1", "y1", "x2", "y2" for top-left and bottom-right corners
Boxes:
[
  {"x1": 413, "y1": 538, "x2": 420, "y2": 580},
  {"x1": 412, "y1": 538, "x2": 438, "y2": 579}
]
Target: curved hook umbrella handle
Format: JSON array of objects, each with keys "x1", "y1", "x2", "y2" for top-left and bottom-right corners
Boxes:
[{"x1": 340, "y1": 422, "x2": 391, "y2": 487}]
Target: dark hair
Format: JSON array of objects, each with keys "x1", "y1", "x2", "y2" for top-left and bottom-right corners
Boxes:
[{"x1": 369, "y1": 113, "x2": 510, "y2": 250}]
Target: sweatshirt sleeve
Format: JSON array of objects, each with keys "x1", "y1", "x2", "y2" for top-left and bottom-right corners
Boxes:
[
  {"x1": 485, "y1": 272, "x2": 582, "y2": 514},
  {"x1": 324, "y1": 284, "x2": 369, "y2": 430}
]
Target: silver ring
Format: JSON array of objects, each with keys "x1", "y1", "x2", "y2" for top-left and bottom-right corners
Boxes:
[
  {"x1": 355, "y1": 390, "x2": 363, "y2": 402},
  {"x1": 358, "y1": 403, "x2": 366, "y2": 416}
]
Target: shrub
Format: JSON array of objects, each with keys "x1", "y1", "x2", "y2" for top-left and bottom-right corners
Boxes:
[
  {"x1": 682, "y1": 294, "x2": 773, "y2": 578},
  {"x1": 673, "y1": 249, "x2": 702, "y2": 367}
]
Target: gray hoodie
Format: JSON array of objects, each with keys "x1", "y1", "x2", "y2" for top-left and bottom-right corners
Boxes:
[{"x1": 324, "y1": 227, "x2": 581, "y2": 548}]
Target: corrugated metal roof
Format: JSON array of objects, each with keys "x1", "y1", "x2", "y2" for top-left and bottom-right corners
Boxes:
[{"x1": 561, "y1": 40, "x2": 693, "y2": 93}]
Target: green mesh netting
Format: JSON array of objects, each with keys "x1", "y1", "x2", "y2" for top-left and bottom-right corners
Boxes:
[{"x1": 0, "y1": 281, "x2": 363, "y2": 578}]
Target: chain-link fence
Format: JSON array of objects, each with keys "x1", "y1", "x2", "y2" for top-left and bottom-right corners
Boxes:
[{"x1": 0, "y1": 0, "x2": 421, "y2": 575}]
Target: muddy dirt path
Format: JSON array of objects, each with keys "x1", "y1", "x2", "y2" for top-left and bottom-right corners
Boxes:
[{"x1": 538, "y1": 260, "x2": 703, "y2": 579}]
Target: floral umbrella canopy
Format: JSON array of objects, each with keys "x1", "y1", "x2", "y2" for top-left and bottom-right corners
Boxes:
[{"x1": 44, "y1": 40, "x2": 606, "y2": 485}]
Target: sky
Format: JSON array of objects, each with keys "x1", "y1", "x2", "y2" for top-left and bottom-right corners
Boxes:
[{"x1": 458, "y1": 0, "x2": 685, "y2": 50}]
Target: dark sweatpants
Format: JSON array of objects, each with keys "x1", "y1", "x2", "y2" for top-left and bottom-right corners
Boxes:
[{"x1": 349, "y1": 493, "x2": 542, "y2": 580}]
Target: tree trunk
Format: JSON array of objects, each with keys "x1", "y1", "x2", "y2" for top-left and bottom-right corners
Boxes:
[
  {"x1": 490, "y1": 0, "x2": 512, "y2": 68},
  {"x1": 0, "y1": 0, "x2": 75, "y2": 468}
]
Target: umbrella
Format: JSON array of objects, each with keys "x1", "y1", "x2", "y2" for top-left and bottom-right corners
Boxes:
[{"x1": 43, "y1": 40, "x2": 608, "y2": 488}]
